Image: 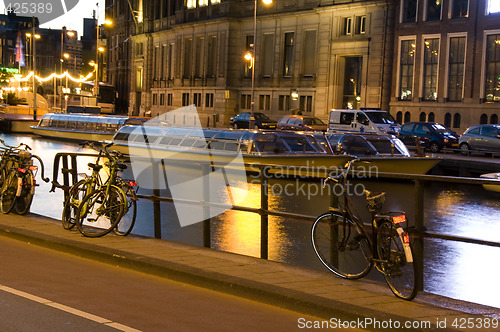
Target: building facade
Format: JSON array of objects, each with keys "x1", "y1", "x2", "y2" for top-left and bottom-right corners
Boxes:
[
  {"x1": 106, "y1": 0, "x2": 395, "y2": 126},
  {"x1": 391, "y1": 0, "x2": 500, "y2": 134}
]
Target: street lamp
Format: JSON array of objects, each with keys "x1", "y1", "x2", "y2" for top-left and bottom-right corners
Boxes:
[
  {"x1": 246, "y1": 0, "x2": 272, "y2": 129},
  {"x1": 94, "y1": 3, "x2": 112, "y2": 98},
  {"x1": 26, "y1": 24, "x2": 40, "y2": 120}
]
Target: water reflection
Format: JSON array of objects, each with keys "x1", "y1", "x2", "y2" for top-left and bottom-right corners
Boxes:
[{"x1": 2, "y1": 134, "x2": 500, "y2": 309}]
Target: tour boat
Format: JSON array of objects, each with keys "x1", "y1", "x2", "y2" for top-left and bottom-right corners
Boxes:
[
  {"x1": 109, "y1": 125, "x2": 441, "y2": 177},
  {"x1": 31, "y1": 113, "x2": 148, "y2": 142},
  {"x1": 480, "y1": 172, "x2": 500, "y2": 193}
]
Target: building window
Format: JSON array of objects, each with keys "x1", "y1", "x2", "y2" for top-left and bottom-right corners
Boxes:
[
  {"x1": 160, "y1": 93, "x2": 165, "y2": 106},
  {"x1": 199, "y1": 0, "x2": 208, "y2": 6},
  {"x1": 404, "y1": 111, "x2": 411, "y2": 123},
  {"x1": 244, "y1": 35, "x2": 253, "y2": 78},
  {"x1": 184, "y1": 38, "x2": 193, "y2": 79},
  {"x1": 167, "y1": 93, "x2": 173, "y2": 106},
  {"x1": 419, "y1": 112, "x2": 426, "y2": 121},
  {"x1": 448, "y1": 36, "x2": 466, "y2": 102},
  {"x1": 427, "y1": 0, "x2": 442, "y2": 21},
  {"x1": 487, "y1": 0, "x2": 500, "y2": 14},
  {"x1": 428, "y1": 112, "x2": 435, "y2": 122},
  {"x1": 423, "y1": 38, "x2": 439, "y2": 101},
  {"x1": 485, "y1": 34, "x2": 500, "y2": 102},
  {"x1": 193, "y1": 93, "x2": 202, "y2": 106},
  {"x1": 402, "y1": 0, "x2": 417, "y2": 23},
  {"x1": 396, "y1": 111, "x2": 403, "y2": 124},
  {"x1": 241, "y1": 94, "x2": 251, "y2": 110},
  {"x1": 182, "y1": 93, "x2": 190, "y2": 106},
  {"x1": 259, "y1": 94, "x2": 271, "y2": 111},
  {"x1": 186, "y1": 0, "x2": 196, "y2": 9},
  {"x1": 398, "y1": 39, "x2": 415, "y2": 100},
  {"x1": 480, "y1": 114, "x2": 488, "y2": 124},
  {"x1": 451, "y1": 0, "x2": 469, "y2": 18},
  {"x1": 303, "y1": 30, "x2": 316, "y2": 77},
  {"x1": 342, "y1": 17, "x2": 352, "y2": 35},
  {"x1": 283, "y1": 32, "x2": 294, "y2": 77},
  {"x1": 152, "y1": 93, "x2": 158, "y2": 105},
  {"x1": 195, "y1": 37, "x2": 204, "y2": 78},
  {"x1": 278, "y1": 95, "x2": 290, "y2": 111},
  {"x1": 453, "y1": 113, "x2": 461, "y2": 128},
  {"x1": 211, "y1": 0, "x2": 220, "y2": 3},
  {"x1": 444, "y1": 112, "x2": 451, "y2": 127},
  {"x1": 343, "y1": 57, "x2": 362, "y2": 109},
  {"x1": 299, "y1": 96, "x2": 313, "y2": 113},
  {"x1": 207, "y1": 36, "x2": 217, "y2": 78},
  {"x1": 355, "y1": 16, "x2": 366, "y2": 34},
  {"x1": 491, "y1": 114, "x2": 498, "y2": 124},
  {"x1": 205, "y1": 93, "x2": 214, "y2": 108},
  {"x1": 136, "y1": 67, "x2": 143, "y2": 91},
  {"x1": 262, "y1": 34, "x2": 274, "y2": 77}
]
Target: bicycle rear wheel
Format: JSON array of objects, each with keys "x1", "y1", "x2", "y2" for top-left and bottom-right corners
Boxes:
[
  {"x1": 377, "y1": 221, "x2": 417, "y2": 300},
  {"x1": 0, "y1": 171, "x2": 18, "y2": 214},
  {"x1": 311, "y1": 212, "x2": 372, "y2": 279},
  {"x1": 14, "y1": 171, "x2": 34, "y2": 215},
  {"x1": 113, "y1": 184, "x2": 136, "y2": 236},
  {"x1": 76, "y1": 186, "x2": 124, "y2": 238},
  {"x1": 62, "y1": 179, "x2": 91, "y2": 230}
]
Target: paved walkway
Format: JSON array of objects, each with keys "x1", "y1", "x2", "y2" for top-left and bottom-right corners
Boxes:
[{"x1": 0, "y1": 213, "x2": 499, "y2": 331}]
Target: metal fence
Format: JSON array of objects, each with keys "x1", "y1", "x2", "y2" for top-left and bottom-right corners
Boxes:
[{"x1": 51, "y1": 152, "x2": 500, "y2": 293}]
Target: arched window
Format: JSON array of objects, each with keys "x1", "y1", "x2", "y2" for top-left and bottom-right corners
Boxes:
[
  {"x1": 404, "y1": 111, "x2": 411, "y2": 123},
  {"x1": 419, "y1": 112, "x2": 426, "y2": 122},
  {"x1": 444, "y1": 113, "x2": 452, "y2": 128},
  {"x1": 491, "y1": 114, "x2": 498, "y2": 124},
  {"x1": 428, "y1": 112, "x2": 435, "y2": 122},
  {"x1": 453, "y1": 113, "x2": 461, "y2": 128},
  {"x1": 396, "y1": 111, "x2": 403, "y2": 124},
  {"x1": 480, "y1": 114, "x2": 488, "y2": 124}
]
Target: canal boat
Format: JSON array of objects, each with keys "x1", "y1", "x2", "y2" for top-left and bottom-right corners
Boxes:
[
  {"x1": 30, "y1": 113, "x2": 148, "y2": 142},
  {"x1": 110, "y1": 125, "x2": 440, "y2": 176},
  {"x1": 480, "y1": 172, "x2": 500, "y2": 193}
]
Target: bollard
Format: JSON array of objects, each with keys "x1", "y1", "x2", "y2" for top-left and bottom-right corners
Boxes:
[
  {"x1": 152, "y1": 160, "x2": 162, "y2": 239},
  {"x1": 202, "y1": 163, "x2": 211, "y2": 248},
  {"x1": 413, "y1": 179, "x2": 425, "y2": 292},
  {"x1": 260, "y1": 166, "x2": 269, "y2": 259}
]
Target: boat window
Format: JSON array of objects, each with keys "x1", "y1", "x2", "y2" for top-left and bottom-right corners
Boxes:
[
  {"x1": 95, "y1": 122, "x2": 106, "y2": 131},
  {"x1": 56, "y1": 120, "x2": 68, "y2": 128},
  {"x1": 282, "y1": 137, "x2": 316, "y2": 152},
  {"x1": 209, "y1": 141, "x2": 226, "y2": 150},
  {"x1": 67, "y1": 121, "x2": 76, "y2": 129},
  {"x1": 39, "y1": 118, "x2": 50, "y2": 127},
  {"x1": 254, "y1": 135, "x2": 287, "y2": 153},
  {"x1": 169, "y1": 138, "x2": 183, "y2": 146},
  {"x1": 180, "y1": 138, "x2": 199, "y2": 147},
  {"x1": 76, "y1": 122, "x2": 86, "y2": 130},
  {"x1": 107, "y1": 124, "x2": 118, "y2": 132},
  {"x1": 86, "y1": 123, "x2": 97, "y2": 131},
  {"x1": 48, "y1": 119, "x2": 57, "y2": 127},
  {"x1": 366, "y1": 137, "x2": 404, "y2": 155},
  {"x1": 114, "y1": 132, "x2": 130, "y2": 141},
  {"x1": 225, "y1": 142, "x2": 239, "y2": 151},
  {"x1": 340, "y1": 136, "x2": 377, "y2": 156},
  {"x1": 159, "y1": 136, "x2": 173, "y2": 145}
]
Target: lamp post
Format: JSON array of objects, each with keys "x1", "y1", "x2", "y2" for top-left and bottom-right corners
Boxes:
[
  {"x1": 94, "y1": 3, "x2": 112, "y2": 99},
  {"x1": 27, "y1": 18, "x2": 40, "y2": 120},
  {"x1": 246, "y1": 0, "x2": 272, "y2": 129}
]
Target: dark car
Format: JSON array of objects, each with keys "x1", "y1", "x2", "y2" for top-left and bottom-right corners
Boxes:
[
  {"x1": 459, "y1": 124, "x2": 500, "y2": 155},
  {"x1": 277, "y1": 115, "x2": 327, "y2": 132},
  {"x1": 398, "y1": 122, "x2": 459, "y2": 153},
  {"x1": 230, "y1": 112, "x2": 277, "y2": 129}
]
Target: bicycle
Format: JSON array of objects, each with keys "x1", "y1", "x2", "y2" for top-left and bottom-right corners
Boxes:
[
  {"x1": 0, "y1": 140, "x2": 50, "y2": 214},
  {"x1": 67, "y1": 142, "x2": 137, "y2": 237},
  {"x1": 311, "y1": 159, "x2": 418, "y2": 300}
]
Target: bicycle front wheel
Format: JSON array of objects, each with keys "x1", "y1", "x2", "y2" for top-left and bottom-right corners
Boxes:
[
  {"x1": 14, "y1": 171, "x2": 34, "y2": 215},
  {"x1": 0, "y1": 171, "x2": 18, "y2": 214},
  {"x1": 311, "y1": 212, "x2": 372, "y2": 279},
  {"x1": 113, "y1": 185, "x2": 136, "y2": 236},
  {"x1": 62, "y1": 179, "x2": 92, "y2": 230},
  {"x1": 377, "y1": 221, "x2": 417, "y2": 300},
  {"x1": 76, "y1": 186, "x2": 124, "y2": 238}
]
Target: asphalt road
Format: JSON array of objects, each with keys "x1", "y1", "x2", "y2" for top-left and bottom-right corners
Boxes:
[{"x1": 0, "y1": 236, "x2": 357, "y2": 332}]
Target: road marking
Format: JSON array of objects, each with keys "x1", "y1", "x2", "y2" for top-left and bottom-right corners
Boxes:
[{"x1": 0, "y1": 284, "x2": 142, "y2": 332}]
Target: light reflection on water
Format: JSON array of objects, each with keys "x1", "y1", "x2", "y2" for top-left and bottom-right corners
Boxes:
[{"x1": 2, "y1": 134, "x2": 500, "y2": 309}]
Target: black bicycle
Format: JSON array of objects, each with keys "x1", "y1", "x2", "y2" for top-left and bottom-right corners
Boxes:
[{"x1": 311, "y1": 159, "x2": 418, "y2": 300}]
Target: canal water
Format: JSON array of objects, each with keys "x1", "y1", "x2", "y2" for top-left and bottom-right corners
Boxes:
[{"x1": 2, "y1": 133, "x2": 500, "y2": 309}]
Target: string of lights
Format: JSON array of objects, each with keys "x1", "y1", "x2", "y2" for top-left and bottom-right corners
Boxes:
[{"x1": 11, "y1": 71, "x2": 94, "y2": 84}]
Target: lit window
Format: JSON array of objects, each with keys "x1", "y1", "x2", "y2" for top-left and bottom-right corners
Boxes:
[
  {"x1": 398, "y1": 39, "x2": 416, "y2": 100},
  {"x1": 211, "y1": 0, "x2": 221, "y2": 3},
  {"x1": 199, "y1": 0, "x2": 208, "y2": 6},
  {"x1": 488, "y1": 0, "x2": 500, "y2": 14},
  {"x1": 187, "y1": 0, "x2": 196, "y2": 9}
]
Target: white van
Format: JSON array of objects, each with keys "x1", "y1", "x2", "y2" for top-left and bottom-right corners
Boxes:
[{"x1": 328, "y1": 108, "x2": 400, "y2": 135}]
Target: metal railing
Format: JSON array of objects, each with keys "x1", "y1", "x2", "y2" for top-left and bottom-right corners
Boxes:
[{"x1": 51, "y1": 152, "x2": 500, "y2": 293}]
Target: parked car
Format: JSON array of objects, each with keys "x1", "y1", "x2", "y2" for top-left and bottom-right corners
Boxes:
[
  {"x1": 398, "y1": 122, "x2": 459, "y2": 153},
  {"x1": 230, "y1": 112, "x2": 277, "y2": 129},
  {"x1": 277, "y1": 115, "x2": 327, "y2": 132},
  {"x1": 458, "y1": 124, "x2": 500, "y2": 155}
]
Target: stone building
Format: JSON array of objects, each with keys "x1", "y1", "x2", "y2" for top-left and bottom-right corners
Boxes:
[
  {"x1": 106, "y1": 0, "x2": 395, "y2": 125},
  {"x1": 391, "y1": 0, "x2": 500, "y2": 134}
]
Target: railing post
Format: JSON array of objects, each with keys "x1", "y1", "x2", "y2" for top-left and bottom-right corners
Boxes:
[
  {"x1": 153, "y1": 160, "x2": 162, "y2": 239},
  {"x1": 414, "y1": 179, "x2": 425, "y2": 292},
  {"x1": 260, "y1": 166, "x2": 269, "y2": 259},
  {"x1": 202, "y1": 162, "x2": 211, "y2": 248}
]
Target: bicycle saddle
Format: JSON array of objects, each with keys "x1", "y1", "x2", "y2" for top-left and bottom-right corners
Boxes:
[{"x1": 88, "y1": 163, "x2": 103, "y2": 171}]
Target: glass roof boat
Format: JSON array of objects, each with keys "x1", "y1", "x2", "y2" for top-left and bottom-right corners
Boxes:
[{"x1": 110, "y1": 126, "x2": 440, "y2": 177}]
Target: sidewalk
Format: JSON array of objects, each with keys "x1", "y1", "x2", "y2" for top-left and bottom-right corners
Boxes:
[{"x1": 0, "y1": 212, "x2": 498, "y2": 331}]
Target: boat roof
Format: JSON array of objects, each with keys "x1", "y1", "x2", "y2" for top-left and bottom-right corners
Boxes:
[{"x1": 40, "y1": 113, "x2": 130, "y2": 125}]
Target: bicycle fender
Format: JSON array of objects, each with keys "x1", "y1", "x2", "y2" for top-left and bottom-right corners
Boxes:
[
  {"x1": 396, "y1": 227, "x2": 413, "y2": 263},
  {"x1": 16, "y1": 177, "x2": 22, "y2": 197}
]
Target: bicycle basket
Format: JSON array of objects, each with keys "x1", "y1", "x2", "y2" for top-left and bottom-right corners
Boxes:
[{"x1": 365, "y1": 191, "x2": 385, "y2": 213}]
